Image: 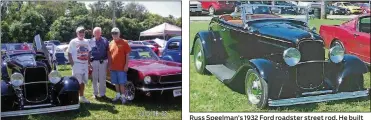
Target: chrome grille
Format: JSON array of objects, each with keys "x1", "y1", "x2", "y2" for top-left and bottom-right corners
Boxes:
[
  {"x1": 296, "y1": 40, "x2": 325, "y2": 90},
  {"x1": 297, "y1": 40, "x2": 325, "y2": 62},
  {"x1": 159, "y1": 74, "x2": 181, "y2": 84}
]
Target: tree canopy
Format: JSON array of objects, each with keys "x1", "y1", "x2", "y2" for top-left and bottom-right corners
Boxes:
[{"x1": 1, "y1": 1, "x2": 181, "y2": 43}]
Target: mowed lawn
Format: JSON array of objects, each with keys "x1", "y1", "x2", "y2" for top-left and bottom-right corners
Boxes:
[
  {"x1": 4, "y1": 66, "x2": 181, "y2": 120},
  {"x1": 189, "y1": 19, "x2": 371, "y2": 112}
]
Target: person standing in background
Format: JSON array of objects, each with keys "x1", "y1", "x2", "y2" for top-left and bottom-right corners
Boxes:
[
  {"x1": 90, "y1": 27, "x2": 109, "y2": 100},
  {"x1": 108, "y1": 27, "x2": 131, "y2": 104},
  {"x1": 67, "y1": 26, "x2": 92, "y2": 103}
]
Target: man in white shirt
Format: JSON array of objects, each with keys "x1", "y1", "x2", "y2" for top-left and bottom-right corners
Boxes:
[{"x1": 67, "y1": 26, "x2": 92, "y2": 103}]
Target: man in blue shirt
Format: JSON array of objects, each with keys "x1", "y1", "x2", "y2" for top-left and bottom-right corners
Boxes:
[{"x1": 90, "y1": 27, "x2": 109, "y2": 100}]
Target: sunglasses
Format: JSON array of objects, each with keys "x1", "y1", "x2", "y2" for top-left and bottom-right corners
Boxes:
[
  {"x1": 78, "y1": 30, "x2": 85, "y2": 33},
  {"x1": 111, "y1": 32, "x2": 119, "y2": 35}
]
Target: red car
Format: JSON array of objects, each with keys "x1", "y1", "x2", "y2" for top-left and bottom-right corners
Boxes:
[
  {"x1": 200, "y1": 1, "x2": 235, "y2": 15},
  {"x1": 355, "y1": 3, "x2": 370, "y2": 13},
  {"x1": 90, "y1": 45, "x2": 182, "y2": 101},
  {"x1": 320, "y1": 14, "x2": 370, "y2": 64}
]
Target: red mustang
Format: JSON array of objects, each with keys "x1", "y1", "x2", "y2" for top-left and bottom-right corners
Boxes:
[
  {"x1": 89, "y1": 45, "x2": 182, "y2": 101},
  {"x1": 320, "y1": 14, "x2": 370, "y2": 65}
]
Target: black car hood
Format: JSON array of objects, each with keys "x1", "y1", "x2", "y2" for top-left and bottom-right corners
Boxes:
[{"x1": 252, "y1": 21, "x2": 322, "y2": 44}]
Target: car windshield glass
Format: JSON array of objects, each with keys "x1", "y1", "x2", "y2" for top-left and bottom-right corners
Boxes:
[
  {"x1": 252, "y1": 6, "x2": 270, "y2": 14},
  {"x1": 343, "y1": 3, "x2": 353, "y2": 6},
  {"x1": 129, "y1": 47, "x2": 158, "y2": 60},
  {"x1": 7, "y1": 44, "x2": 31, "y2": 51},
  {"x1": 11, "y1": 53, "x2": 36, "y2": 63},
  {"x1": 250, "y1": 1, "x2": 263, "y2": 4},
  {"x1": 51, "y1": 41, "x2": 60, "y2": 46},
  {"x1": 167, "y1": 41, "x2": 180, "y2": 50},
  {"x1": 142, "y1": 41, "x2": 151, "y2": 45},
  {"x1": 359, "y1": 17, "x2": 370, "y2": 33}
]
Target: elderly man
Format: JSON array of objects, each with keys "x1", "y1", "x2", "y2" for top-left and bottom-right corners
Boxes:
[
  {"x1": 108, "y1": 27, "x2": 131, "y2": 104},
  {"x1": 67, "y1": 26, "x2": 92, "y2": 103},
  {"x1": 90, "y1": 27, "x2": 109, "y2": 100}
]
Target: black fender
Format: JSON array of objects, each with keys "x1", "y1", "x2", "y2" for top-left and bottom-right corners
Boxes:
[
  {"x1": 227, "y1": 59, "x2": 286, "y2": 99},
  {"x1": 59, "y1": 76, "x2": 80, "y2": 92},
  {"x1": 190, "y1": 31, "x2": 227, "y2": 64},
  {"x1": 337, "y1": 55, "x2": 368, "y2": 91},
  {"x1": 54, "y1": 76, "x2": 80, "y2": 94},
  {"x1": 1, "y1": 80, "x2": 14, "y2": 96},
  {"x1": 1, "y1": 80, "x2": 16, "y2": 111},
  {"x1": 53, "y1": 76, "x2": 80, "y2": 105}
]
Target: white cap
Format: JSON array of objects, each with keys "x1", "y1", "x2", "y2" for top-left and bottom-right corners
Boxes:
[
  {"x1": 111, "y1": 27, "x2": 120, "y2": 33},
  {"x1": 76, "y1": 26, "x2": 85, "y2": 33}
]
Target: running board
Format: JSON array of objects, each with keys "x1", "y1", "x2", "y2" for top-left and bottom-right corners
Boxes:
[
  {"x1": 269, "y1": 90, "x2": 369, "y2": 107},
  {"x1": 206, "y1": 64, "x2": 236, "y2": 82}
]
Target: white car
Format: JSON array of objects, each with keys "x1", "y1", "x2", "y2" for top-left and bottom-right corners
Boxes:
[
  {"x1": 130, "y1": 41, "x2": 155, "y2": 48},
  {"x1": 190, "y1": 1, "x2": 202, "y2": 16}
]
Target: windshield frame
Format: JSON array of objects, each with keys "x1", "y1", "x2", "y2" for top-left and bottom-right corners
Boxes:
[{"x1": 129, "y1": 46, "x2": 160, "y2": 61}]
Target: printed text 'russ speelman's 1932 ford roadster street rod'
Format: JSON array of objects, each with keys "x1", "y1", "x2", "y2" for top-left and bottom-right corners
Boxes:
[
  {"x1": 190, "y1": 4, "x2": 370, "y2": 108},
  {"x1": 1, "y1": 35, "x2": 80, "y2": 117}
]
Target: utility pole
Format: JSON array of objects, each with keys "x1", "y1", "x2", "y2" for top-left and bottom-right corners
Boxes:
[
  {"x1": 112, "y1": 0, "x2": 116, "y2": 27},
  {"x1": 321, "y1": 0, "x2": 327, "y2": 19}
]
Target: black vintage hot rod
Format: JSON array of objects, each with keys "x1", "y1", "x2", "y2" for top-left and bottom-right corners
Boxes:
[
  {"x1": 190, "y1": 4, "x2": 369, "y2": 108},
  {"x1": 1, "y1": 35, "x2": 80, "y2": 117}
]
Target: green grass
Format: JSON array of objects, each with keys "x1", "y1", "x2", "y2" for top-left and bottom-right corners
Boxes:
[
  {"x1": 5, "y1": 66, "x2": 181, "y2": 120},
  {"x1": 189, "y1": 19, "x2": 370, "y2": 112}
]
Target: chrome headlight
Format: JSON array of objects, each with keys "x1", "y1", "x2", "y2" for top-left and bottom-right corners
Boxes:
[
  {"x1": 144, "y1": 76, "x2": 151, "y2": 84},
  {"x1": 49, "y1": 70, "x2": 62, "y2": 84},
  {"x1": 11, "y1": 73, "x2": 24, "y2": 87},
  {"x1": 329, "y1": 45, "x2": 344, "y2": 63},
  {"x1": 283, "y1": 48, "x2": 301, "y2": 66}
]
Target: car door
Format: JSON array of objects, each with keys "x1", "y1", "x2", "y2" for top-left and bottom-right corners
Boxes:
[
  {"x1": 354, "y1": 16, "x2": 371, "y2": 64},
  {"x1": 163, "y1": 40, "x2": 181, "y2": 62}
]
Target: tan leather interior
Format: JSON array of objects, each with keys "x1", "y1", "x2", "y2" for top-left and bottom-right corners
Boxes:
[
  {"x1": 219, "y1": 14, "x2": 243, "y2": 25},
  {"x1": 227, "y1": 20, "x2": 243, "y2": 25}
]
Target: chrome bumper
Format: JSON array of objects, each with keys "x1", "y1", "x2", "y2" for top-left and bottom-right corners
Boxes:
[
  {"x1": 1, "y1": 104, "x2": 80, "y2": 117},
  {"x1": 269, "y1": 90, "x2": 369, "y2": 107},
  {"x1": 137, "y1": 86, "x2": 181, "y2": 92}
]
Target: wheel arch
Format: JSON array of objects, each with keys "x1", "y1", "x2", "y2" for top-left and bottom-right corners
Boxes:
[
  {"x1": 336, "y1": 54, "x2": 368, "y2": 91},
  {"x1": 227, "y1": 59, "x2": 283, "y2": 94}
]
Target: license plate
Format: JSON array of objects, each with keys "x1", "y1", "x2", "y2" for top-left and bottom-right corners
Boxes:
[{"x1": 173, "y1": 89, "x2": 181, "y2": 97}]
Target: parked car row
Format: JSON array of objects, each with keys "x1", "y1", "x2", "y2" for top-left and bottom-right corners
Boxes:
[
  {"x1": 191, "y1": 1, "x2": 370, "y2": 16},
  {"x1": 1, "y1": 35, "x2": 182, "y2": 117},
  {"x1": 128, "y1": 36, "x2": 182, "y2": 63}
]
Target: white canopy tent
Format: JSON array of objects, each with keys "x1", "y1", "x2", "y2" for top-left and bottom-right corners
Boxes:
[{"x1": 139, "y1": 23, "x2": 181, "y2": 40}]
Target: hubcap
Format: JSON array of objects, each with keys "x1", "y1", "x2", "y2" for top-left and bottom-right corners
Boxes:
[
  {"x1": 194, "y1": 40, "x2": 203, "y2": 71},
  {"x1": 245, "y1": 71, "x2": 263, "y2": 104},
  {"x1": 209, "y1": 7, "x2": 214, "y2": 15},
  {"x1": 125, "y1": 82, "x2": 135, "y2": 101},
  {"x1": 195, "y1": 51, "x2": 203, "y2": 70}
]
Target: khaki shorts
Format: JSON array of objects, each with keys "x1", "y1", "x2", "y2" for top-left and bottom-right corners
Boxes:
[{"x1": 72, "y1": 62, "x2": 89, "y2": 84}]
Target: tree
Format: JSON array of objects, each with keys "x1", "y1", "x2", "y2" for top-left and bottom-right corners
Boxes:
[
  {"x1": 34, "y1": 1, "x2": 68, "y2": 30},
  {"x1": 122, "y1": 2, "x2": 147, "y2": 20},
  {"x1": 9, "y1": 10, "x2": 47, "y2": 43},
  {"x1": 1, "y1": 21, "x2": 11, "y2": 43},
  {"x1": 47, "y1": 16, "x2": 74, "y2": 42}
]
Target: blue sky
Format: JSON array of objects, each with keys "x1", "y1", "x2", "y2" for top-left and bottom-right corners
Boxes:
[{"x1": 83, "y1": 1, "x2": 181, "y2": 18}]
